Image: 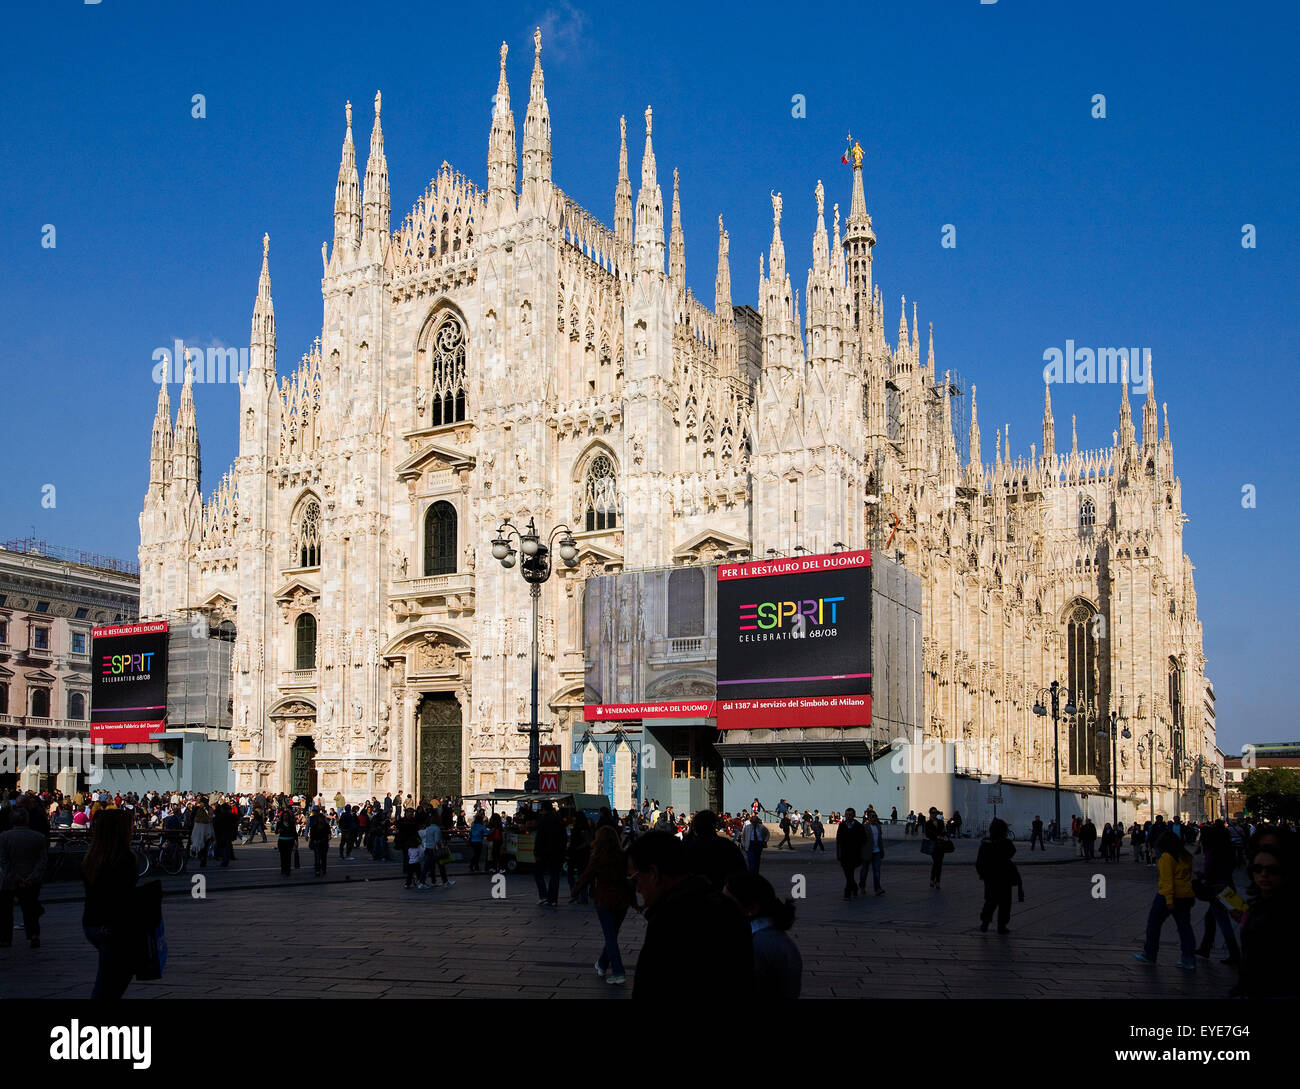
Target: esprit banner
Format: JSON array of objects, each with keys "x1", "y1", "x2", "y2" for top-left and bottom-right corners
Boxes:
[
  {"x1": 715, "y1": 551, "x2": 872, "y2": 728},
  {"x1": 90, "y1": 620, "x2": 169, "y2": 743}
]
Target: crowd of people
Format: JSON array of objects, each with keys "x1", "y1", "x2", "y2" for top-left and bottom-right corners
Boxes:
[{"x1": 0, "y1": 782, "x2": 1295, "y2": 1000}]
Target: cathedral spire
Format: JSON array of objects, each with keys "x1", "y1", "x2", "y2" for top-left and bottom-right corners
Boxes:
[
  {"x1": 811, "y1": 179, "x2": 829, "y2": 273},
  {"x1": 1119, "y1": 358, "x2": 1137, "y2": 451},
  {"x1": 896, "y1": 295, "x2": 909, "y2": 363},
  {"x1": 172, "y1": 354, "x2": 201, "y2": 496},
  {"x1": 361, "y1": 91, "x2": 390, "y2": 256},
  {"x1": 669, "y1": 167, "x2": 685, "y2": 293},
  {"x1": 1042, "y1": 380, "x2": 1055, "y2": 463},
  {"x1": 1142, "y1": 352, "x2": 1158, "y2": 449},
  {"x1": 614, "y1": 116, "x2": 633, "y2": 264},
  {"x1": 332, "y1": 100, "x2": 361, "y2": 261},
  {"x1": 634, "y1": 106, "x2": 664, "y2": 273},
  {"x1": 968, "y1": 384, "x2": 982, "y2": 475},
  {"x1": 911, "y1": 301, "x2": 919, "y2": 368},
  {"x1": 768, "y1": 189, "x2": 786, "y2": 283},
  {"x1": 841, "y1": 135, "x2": 875, "y2": 333},
  {"x1": 149, "y1": 373, "x2": 172, "y2": 489},
  {"x1": 927, "y1": 323, "x2": 935, "y2": 380},
  {"x1": 250, "y1": 232, "x2": 276, "y2": 368},
  {"x1": 521, "y1": 27, "x2": 552, "y2": 205},
  {"x1": 487, "y1": 42, "x2": 518, "y2": 209},
  {"x1": 1072, "y1": 413, "x2": 1078, "y2": 456},
  {"x1": 831, "y1": 202, "x2": 845, "y2": 286},
  {"x1": 715, "y1": 215, "x2": 736, "y2": 376}
]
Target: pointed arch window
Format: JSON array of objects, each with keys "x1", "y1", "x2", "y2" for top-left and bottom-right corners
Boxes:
[
  {"x1": 424, "y1": 501, "x2": 458, "y2": 576},
  {"x1": 1079, "y1": 495, "x2": 1097, "y2": 537},
  {"x1": 668, "y1": 566, "x2": 706, "y2": 638},
  {"x1": 1065, "y1": 601, "x2": 1099, "y2": 775},
  {"x1": 298, "y1": 500, "x2": 321, "y2": 568},
  {"x1": 429, "y1": 314, "x2": 467, "y2": 427},
  {"x1": 583, "y1": 453, "x2": 619, "y2": 532},
  {"x1": 295, "y1": 613, "x2": 317, "y2": 671}
]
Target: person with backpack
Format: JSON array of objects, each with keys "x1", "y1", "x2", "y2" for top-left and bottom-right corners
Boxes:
[
  {"x1": 924, "y1": 807, "x2": 952, "y2": 889},
  {"x1": 307, "y1": 807, "x2": 331, "y2": 876},
  {"x1": 740, "y1": 812, "x2": 770, "y2": 874},
  {"x1": 776, "y1": 811, "x2": 795, "y2": 850}
]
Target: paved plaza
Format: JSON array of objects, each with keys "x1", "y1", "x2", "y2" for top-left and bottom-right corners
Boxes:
[{"x1": 2, "y1": 834, "x2": 1244, "y2": 1000}]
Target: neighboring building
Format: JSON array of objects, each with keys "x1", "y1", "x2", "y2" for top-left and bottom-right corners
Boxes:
[
  {"x1": 1223, "y1": 743, "x2": 1300, "y2": 818},
  {"x1": 0, "y1": 538, "x2": 139, "y2": 791},
  {"x1": 137, "y1": 31, "x2": 1217, "y2": 811}
]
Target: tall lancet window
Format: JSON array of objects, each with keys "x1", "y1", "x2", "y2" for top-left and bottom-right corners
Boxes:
[
  {"x1": 429, "y1": 314, "x2": 467, "y2": 427},
  {"x1": 583, "y1": 454, "x2": 619, "y2": 532},
  {"x1": 424, "y1": 501, "x2": 458, "y2": 576},
  {"x1": 295, "y1": 613, "x2": 317, "y2": 671},
  {"x1": 298, "y1": 500, "x2": 321, "y2": 568},
  {"x1": 1079, "y1": 495, "x2": 1097, "y2": 537},
  {"x1": 1065, "y1": 601, "x2": 1099, "y2": 776}
]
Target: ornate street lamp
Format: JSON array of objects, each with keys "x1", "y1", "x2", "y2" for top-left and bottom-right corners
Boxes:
[
  {"x1": 1096, "y1": 695, "x2": 1130, "y2": 829},
  {"x1": 1033, "y1": 680, "x2": 1076, "y2": 837},
  {"x1": 1136, "y1": 727, "x2": 1167, "y2": 818},
  {"x1": 490, "y1": 516, "x2": 578, "y2": 791}
]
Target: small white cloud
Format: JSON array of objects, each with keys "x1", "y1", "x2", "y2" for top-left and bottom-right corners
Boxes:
[{"x1": 532, "y1": 2, "x2": 588, "y2": 61}]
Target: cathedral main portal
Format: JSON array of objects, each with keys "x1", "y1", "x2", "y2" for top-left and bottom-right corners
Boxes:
[{"x1": 418, "y1": 694, "x2": 462, "y2": 802}]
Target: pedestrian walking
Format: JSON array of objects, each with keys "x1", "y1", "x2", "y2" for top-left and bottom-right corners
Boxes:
[
  {"x1": 1133, "y1": 831, "x2": 1198, "y2": 969},
  {"x1": 274, "y1": 809, "x2": 298, "y2": 877},
  {"x1": 394, "y1": 808, "x2": 423, "y2": 889},
  {"x1": 923, "y1": 807, "x2": 952, "y2": 889},
  {"x1": 81, "y1": 809, "x2": 140, "y2": 999},
  {"x1": 533, "y1": 800, "x2": 566, "y2": 906},
  {"x1": 0, "y1": 807, "x2": 47, "y2": 948},
  {"x1": 811, "y1": 813, "x2": 825, "y2": 851},
  {"x1": 626, "y1": 832, "x2": 753, "y2": 1000},
  {"x1": 976, "y1": 818, "x2": 1017, "y2": 933},
  {"x1": 1029, "y1": 815, "x2": 1045, "y2": 851},
  {"x1": 418, "y1": 814, "x2": 454, "y2": 888},
  {"x1": 567, "y1": 812, "x2": 593, "y2": 902},
  {"x1": 836, "y1": 808, "x2": 866, "y2": 900},
  {"x1": 859, "y1": 810, "x2": 886, "y2": 895},
  {"x1": 740, "y1": 813, "x2": 770, "y2": 873},
  {"x1": 1193, "y1": 820, "x2": 1241, "y2": 966},
  {"x1": 724, "y1": 870, "x2": 802, "y2": 999},
  {"x1": 468, "y1": 810, "x2": 486, "y2": 873},
  {"x1": 571, "y1": 826, "x2": 632, "y2": 985},
  {"x1": 307, "y1": 807, "x2": 331, "y2": 876},
  {"x1": 777, "y1": 811, "x2": 794, "y2": 850}
]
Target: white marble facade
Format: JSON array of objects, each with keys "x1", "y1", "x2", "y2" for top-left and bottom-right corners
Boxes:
[{"x1": 138, "y1": 31, "x2": 1216, "y2": 814}]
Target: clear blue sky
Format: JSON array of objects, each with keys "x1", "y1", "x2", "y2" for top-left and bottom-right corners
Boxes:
[{"x1": 1, "y1": 1, "x2": 1296, "y2": 754}]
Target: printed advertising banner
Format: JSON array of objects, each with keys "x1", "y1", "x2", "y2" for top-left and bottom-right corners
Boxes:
[
  {"x1": 90, "y1": 620, "x2": 169, "y2": 743},
  {"x1": 715, "y1": 550, "x2": 872, "y2": 728}
]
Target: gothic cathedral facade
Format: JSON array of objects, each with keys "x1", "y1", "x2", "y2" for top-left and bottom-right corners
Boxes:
[{"x1": 138, "y1": 31, "x2": 1217, "y2": 814}]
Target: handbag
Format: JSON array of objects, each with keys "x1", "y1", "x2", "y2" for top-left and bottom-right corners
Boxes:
[
  {"x1": 921, "y1": 839, "x2": 935, "y2": 856},
  {"x1": 941, "y1": 838, "x2": 955, "y2": 855}
]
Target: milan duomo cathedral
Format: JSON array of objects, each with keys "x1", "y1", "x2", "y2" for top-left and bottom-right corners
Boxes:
[{"x1": 138, "y1": 31, "x2": 1217, "y2": 816}]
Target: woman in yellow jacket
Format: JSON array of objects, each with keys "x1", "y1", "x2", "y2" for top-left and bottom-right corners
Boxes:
[{"x1": 1133, "y1": 830, "x2": 1198, "y2": 970}]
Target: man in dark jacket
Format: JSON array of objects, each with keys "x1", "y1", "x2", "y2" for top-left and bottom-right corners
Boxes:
[
  {"x1": 627, "y1": 832, "x2": 752, "y2": 1000},
  {"x1": 533, "y1": 801, "x2": 566, "y2": 906},
  {"x1": 683, "y1": 810, "x2": 747, "y2": 892},
  {"x1": 212, "y1": 803, "x2": 239, "y2": 867},
  {"x1": 835, "y1": 808, "x2": 866, "y2": 900},
  {"x1": 976, "y1": 818, "x2": 1018, "y2": 933},
  {"x1": 0, "y1": 807, "x2": 47, "y2": 948}
]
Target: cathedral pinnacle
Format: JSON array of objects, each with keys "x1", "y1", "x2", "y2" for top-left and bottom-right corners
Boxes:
[
  {"x1": 362, "y1": 91, "x2": 390, "y2": 252},
  {"x1": 251, "y1": 233, "x2": 276, "y2": 357},
  {"x1": 521, "y1": 27, "x2": 552, "y2": 200},
  {"x1": 634, "y1": 105, "x2": 664, "y2": 273},
  {"x1": 669, "y1": 168, "x2": 685, "y2": 290},
  {"x1": 332, "y1": 102, "x2": 361, "y2": 260},
  {"x1": 614, "y1": 115, "x2": 633, "y2": 261},
  {"x1": 488, "y1": 41, "x2": 517, "y2": 206}
]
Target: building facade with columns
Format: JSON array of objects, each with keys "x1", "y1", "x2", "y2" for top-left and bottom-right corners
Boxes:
[{"x1": 137, "y1": 31, "x2": 1217, "y2": 816}]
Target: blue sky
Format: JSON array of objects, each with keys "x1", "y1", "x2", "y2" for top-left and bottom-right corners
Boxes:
[{"x1": 1, "y1": 1, "x2": 1296, "y2": 754}]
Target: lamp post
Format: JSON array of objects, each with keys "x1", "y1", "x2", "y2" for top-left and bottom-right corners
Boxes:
[
  {"x1": 490, "y1": 516, "x2": 578, "y2": 791},
  {"x1": 1136, "y1": 726, "x2": 1166, "y2": 819},
  {"x1": 1096, "y1": 697, "x2": 1130, "y2": 829},
  {"x1": 1033, "y1": 681, "x2": 1076, "y2": 839}
]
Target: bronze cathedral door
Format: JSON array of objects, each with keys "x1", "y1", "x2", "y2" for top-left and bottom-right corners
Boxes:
[{"x1": 418, "y1": 694, "x2": 462, "y2": 801}]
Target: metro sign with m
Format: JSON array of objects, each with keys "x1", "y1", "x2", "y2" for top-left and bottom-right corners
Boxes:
[{"x1": 539, "y1": 772, "x2": 560, "y2": 793}]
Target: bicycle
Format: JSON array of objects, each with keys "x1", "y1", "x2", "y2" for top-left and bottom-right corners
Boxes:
[{"x1": 133, "y1": 832, "x2": 188, "y2": 878}]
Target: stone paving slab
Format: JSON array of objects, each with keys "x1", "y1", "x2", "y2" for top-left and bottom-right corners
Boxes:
[{"x1": 0, "y1": 840, "x2": 1244, "y2": 1000}]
